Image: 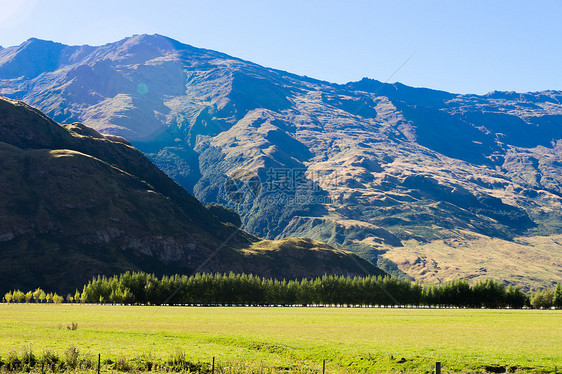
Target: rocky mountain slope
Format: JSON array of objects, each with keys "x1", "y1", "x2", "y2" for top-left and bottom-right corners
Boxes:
[
  {"x1": 1, "y1": 34, "x2": 561, "y2": 289},
  {"x1": 0, "y1": 96, "x2": 383, "y2": 294}
]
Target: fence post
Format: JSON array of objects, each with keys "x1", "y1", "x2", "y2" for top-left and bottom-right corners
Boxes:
[
  {"x1": 323, "y1": 359, "x2": 326, "y2": 374},
  {"x1": 212, "y1": 357, "x2": 215, "y2": 374},
  {"x1": 555, "y1": 365, "x2": 557, "y2": 374},
  {"x1": 97, "y1": 353, "x2": 101, "y2": 374},
  {"x1": 435, "y1": 361, "x2": 441, "y2": 374}
]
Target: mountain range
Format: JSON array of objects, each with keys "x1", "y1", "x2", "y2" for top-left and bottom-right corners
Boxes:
[
  {"x1": 1, "y1": 34, "x2": 561, "y2": 290},
  {"x1": 0, "y1": 96, "x2": 382, "y2": 294}
]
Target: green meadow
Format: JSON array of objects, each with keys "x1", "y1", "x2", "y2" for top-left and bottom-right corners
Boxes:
[{"x1": 0, "y1": 304, "x2": 560, "y2": 373}]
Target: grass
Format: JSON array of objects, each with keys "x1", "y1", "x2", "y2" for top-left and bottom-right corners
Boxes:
[
  {"x1": 383, "y1": 233, "x2": 562, "y2": 291},
  {"x1": 0, "y1": 304, "x2": 560, "y2": 373}
]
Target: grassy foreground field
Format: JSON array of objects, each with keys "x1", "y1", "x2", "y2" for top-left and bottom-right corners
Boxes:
[{"x1": 0, "y1": 304, "x2": 560, "y2": 373}]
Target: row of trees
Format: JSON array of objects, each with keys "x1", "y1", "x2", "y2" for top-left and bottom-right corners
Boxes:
[
  {"x1": 4, "y1": 272, "x2": 560, "y2": 309},
  {"x1": 3, "y1": 288, "x2": 68, "y2": 304}
]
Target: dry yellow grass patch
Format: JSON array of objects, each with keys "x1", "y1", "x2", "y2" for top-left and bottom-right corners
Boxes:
[{"x1": 383, "y1": 233, "x2": 562, "y2": 290}]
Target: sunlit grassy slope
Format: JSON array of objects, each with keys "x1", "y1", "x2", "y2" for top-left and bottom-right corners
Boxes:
[
  {"x1": 383, "y1": 233, "x2": 562, "y2": 292},
  {"x1": 0, "y1": 304, "x2": 560, "y2": 373}
]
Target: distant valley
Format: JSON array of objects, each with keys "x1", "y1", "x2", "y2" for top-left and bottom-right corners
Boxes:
[{"x1": 1, "y1": 34, "x2": 561, "y2": 289}]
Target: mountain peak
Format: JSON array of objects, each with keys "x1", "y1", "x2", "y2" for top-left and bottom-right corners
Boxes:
[
  {"x1": 119, "y1": 33, "x2": 167, "y2": 46},
  {"x1": 92, "y1": 33, "x2": 196, "y2": 65},
  {"x1": 0, "y1": 38, "x2": 67, "y2": 79},
  {"x1": 127, "y1": 33, "x2": 170, "y2": 42},
  {"x1": 115, "y1": 33, "x2": 190, "y2": 51},
  {"x1": 22, "y1": 37, "x2": 63, "y2": 48}
]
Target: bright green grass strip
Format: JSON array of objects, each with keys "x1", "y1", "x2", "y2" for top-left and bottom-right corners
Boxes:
[{"x1": 0, "y1": 304, "x2": 560, "y2": 373}]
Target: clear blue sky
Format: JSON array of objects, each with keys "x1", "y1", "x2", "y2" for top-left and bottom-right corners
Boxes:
[{"x1": 1, "y1": 0, "x2": 561, "y2": 94}]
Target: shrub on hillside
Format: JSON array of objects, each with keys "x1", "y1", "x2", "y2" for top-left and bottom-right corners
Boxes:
[{"x1": 530, "y1": 289, "x2": 554, "y2": 309}]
